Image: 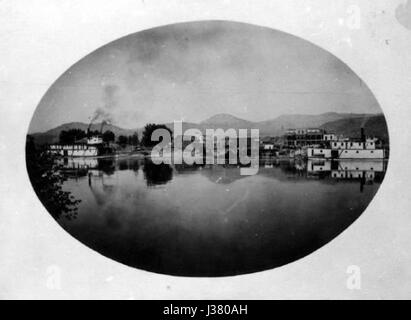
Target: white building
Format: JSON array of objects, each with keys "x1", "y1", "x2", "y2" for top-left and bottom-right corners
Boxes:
[
  {"x1": 87, "y1": 136, "x2": 103, "y2": 145},
  {"x1": 330, "y1": 138, "x2": 377, "y2": 150},
  {"x1": 323, "y1": 134, "x2": 348, "y2": 142},
  {"x1": 263, "y1": 144, "x2": 274, "y2": 150},
  {"x1": 49, "y1": 137, "x2": 104, "y2": 157},
  {"x1": 323, "y1": 134, "x2": 337, "y2": 141},
  {"x1": 308, "y1": 135, "x2": 385, "y2": 159},
  {"x1": 307, "y1": 148, "x2": 332, "y2": 158}
]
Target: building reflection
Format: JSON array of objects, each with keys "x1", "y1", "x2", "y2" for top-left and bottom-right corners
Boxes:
[
  {"x1": 306, "y1": 159, "x2": 387, "y2": 192},
  {"x1": 57, "y1": 157, "x2": 116, "y2": 177},
  {"x1": 307, "y1": 159, "x2": 386, "y2": 181},
  {"x1": 57, "y1": 156, "x2": 387, "y2": 191}
]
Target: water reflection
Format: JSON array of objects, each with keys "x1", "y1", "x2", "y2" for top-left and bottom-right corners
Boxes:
[
  {"x1": 58, "y1": 157, "x2": 116, "y2": 177},
  {"x1": 306, "y1": 159, "x2": 386, "y2": 191},
  {"x1": 52, "y1": 156, "x2": 386, "y2": 276},
  {"x1": 59, "y1": 157, "x2": 387, "y2": 186}
]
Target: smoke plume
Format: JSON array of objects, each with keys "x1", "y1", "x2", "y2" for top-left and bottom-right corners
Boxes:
[{"x1": 88, "y1": 84, "x2": 119, "y2": 129}]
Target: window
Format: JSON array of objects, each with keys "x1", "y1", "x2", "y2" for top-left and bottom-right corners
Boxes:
[
  {"x1": 356, "y1": 150, "x2": 359, "y2": 153},
  {"x1": 371, "y1": 151, "x2": 374, "y2": 153}
]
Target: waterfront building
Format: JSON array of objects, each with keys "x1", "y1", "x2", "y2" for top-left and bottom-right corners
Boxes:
[
  {"x1": 48, "y1": 136, "x2": 112, "y2": 157},
  {"x1": 284, "y1": 128, "x2": 325, "y2": 147},
  {"x1": 307, "y1": 129, "x2": 385, "y2": 159}
]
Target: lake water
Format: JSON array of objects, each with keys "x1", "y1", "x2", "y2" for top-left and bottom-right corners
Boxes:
[{"x1": 56, "y1": 156, "x2": 386, "y2": 277}]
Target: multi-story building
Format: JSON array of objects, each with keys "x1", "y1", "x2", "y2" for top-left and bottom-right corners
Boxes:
[
  {"x1": 284, "y1": 128, "x2": 325, "y2": 147},
  {"x1": 48, "y1": 136, "x2": 112, "y2": 157},
  {"x1": 307, "y1": 128, "x2": 385, "y2": 159}
]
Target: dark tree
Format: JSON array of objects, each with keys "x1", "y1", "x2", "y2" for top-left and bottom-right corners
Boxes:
[
  {"x1": 141, "y1": 123, "x2": 172, "y2": 147},
  {"x1": 59, "y1": 129, "x2": 86, "y2": 144},
  {"x1": 131, "y1": 132, "x2": 139, "y2": 146},
  {"x1": 102, "y1": 130, "x2": 115, "y2": 143},
  {"x1": 117, "y1": 135, "x2": 128, "y2": 146},
  {"x1": 26, "y1": 135, "x2": 80, "y2": 220}
]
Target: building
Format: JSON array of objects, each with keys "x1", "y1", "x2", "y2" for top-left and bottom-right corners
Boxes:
[
  {"x1": 263, "y1": 144, "x2": 274, "y2": 150},
  {"x1": 48, "y1": 136, "x2": 112, "y2": 157},
  {"x1": 323, "y1": 133, "x2": 348, "y2": 143},
  {"x1": 260, "y1": 137, "x2": 276, "y2": 150},
  {"x1": 307, "y1": 129, "x2": 385, "y2": 159},
  {"x1": 323, "y1": 133, "x2": 337, "y2": 141},
  {"x1": 284, "y1": 128, "x2": 325, "y2": 147}
]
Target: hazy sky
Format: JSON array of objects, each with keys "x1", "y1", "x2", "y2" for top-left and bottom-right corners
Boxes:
[{"x1": 29, "y1": 20, "x2": 381, "y2": 133}]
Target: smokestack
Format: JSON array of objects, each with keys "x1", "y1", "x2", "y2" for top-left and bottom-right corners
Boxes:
[
  {"x1": 87, "y1": 122, "x2": 93, "y2": 138},
  {"x1": 361, "y1": 128, "x2": 365, "y2": 142},
  {"x1": 100, "y1": 121, "x2": 107, "y2": 135}
]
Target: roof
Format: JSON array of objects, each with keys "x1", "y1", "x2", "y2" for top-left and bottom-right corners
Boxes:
[{"x1": 75, "y1": 137, "x2": 88, "y2": 144}]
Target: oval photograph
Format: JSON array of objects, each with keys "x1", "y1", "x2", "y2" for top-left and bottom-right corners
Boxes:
[{"x1": 26, "y1": 21, "x2": 389, "y2": 277}]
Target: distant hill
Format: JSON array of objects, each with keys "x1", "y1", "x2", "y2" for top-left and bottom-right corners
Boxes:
[
  {"x1": 320, "y1": 115, "x2": 389, "y2": 142},
  {"x1": 164, "y1": 114, "x2": 254, "y2": 134},
  {"x1": 256, "y1": 112, "x2": 373, "y2": 136},
  {"x1": 29, "y1": 112, "x2": 387, "y2": 145},
  {"x1": 200, "y1": 113, "x2": 254, "y2": 129},
  {"x1": 170, "y1": 112, "x2": 374, "y2": 136}
]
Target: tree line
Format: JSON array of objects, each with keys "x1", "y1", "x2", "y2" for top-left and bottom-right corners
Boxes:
[
  {"x1": 58, "y1": 124, "x2": 172, "y2": 147},
  {"x1": 59, "y1": 129, "x2": 139, "y2": 146}
]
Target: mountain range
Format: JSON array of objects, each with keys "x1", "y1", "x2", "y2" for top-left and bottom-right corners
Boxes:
[{"x1": 29, "y1": 112, "x2": 388, "y2": 145}]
